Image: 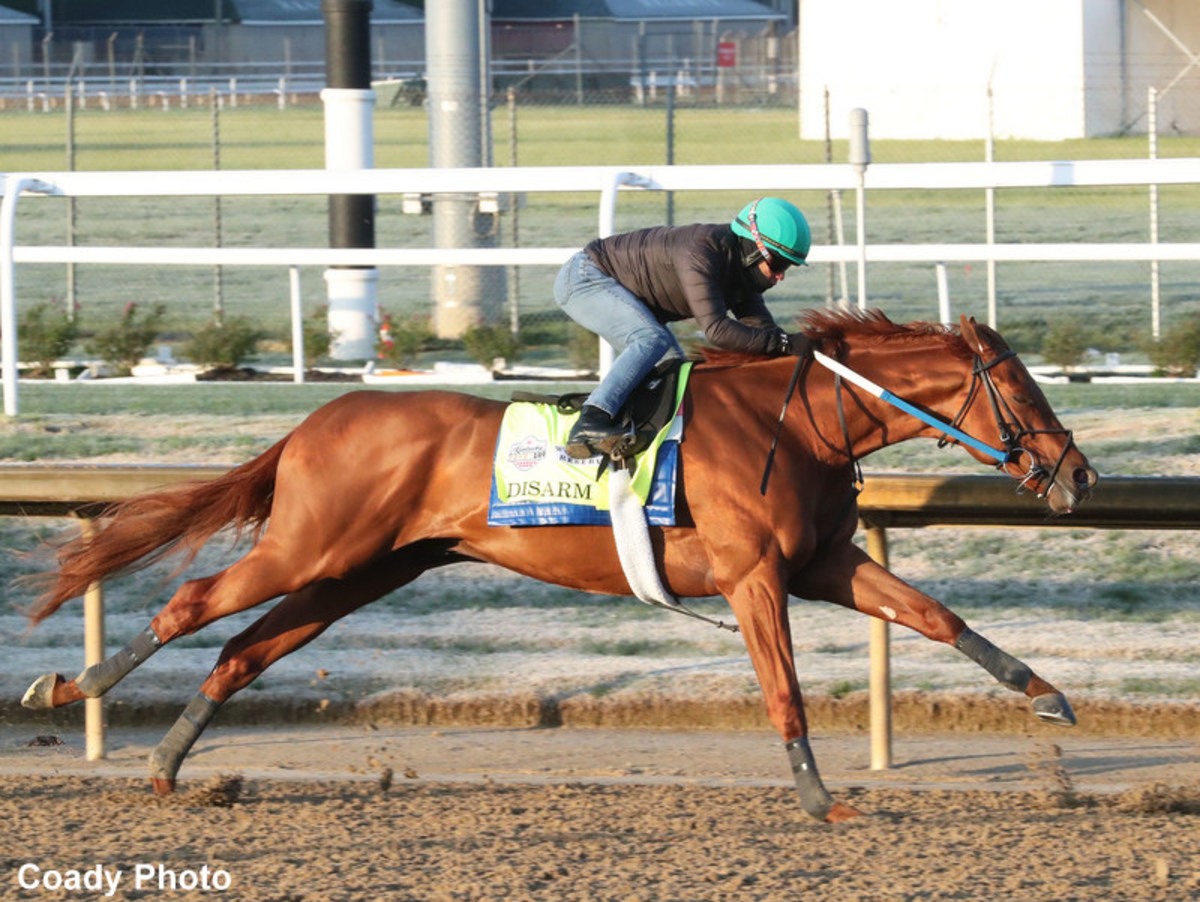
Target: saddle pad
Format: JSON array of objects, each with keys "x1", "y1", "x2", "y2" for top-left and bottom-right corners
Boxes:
[{"x1": 487, "y1": 365, "x2": 690, "y2": 527}]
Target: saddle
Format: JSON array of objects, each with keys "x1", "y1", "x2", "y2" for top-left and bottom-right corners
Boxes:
[{"x1": 510, "y1": 360, "x2": 683, "y2": 463}]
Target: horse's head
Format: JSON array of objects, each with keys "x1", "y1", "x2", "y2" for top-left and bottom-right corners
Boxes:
[{"x1": 952, "y1": 315, "x2": 1097, "y2": 513}]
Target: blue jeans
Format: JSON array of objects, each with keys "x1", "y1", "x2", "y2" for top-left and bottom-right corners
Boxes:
[{"x1": 554, "y1": 251, "x2": 685, "y2": 417}]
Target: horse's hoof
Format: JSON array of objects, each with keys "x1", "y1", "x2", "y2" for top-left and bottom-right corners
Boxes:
[
  {"x1": 1033, "y1": 692, "x2": 1076, "y2": 726},
  {"x1": 21, "y1": 673, "x2": 63, "y2": 709},
  {"x1": 151, "y1": 777, "x2": 176, "y2": 796},
  {"x1": 824, "y1": 801, "x2": 865, "y2": 823}
]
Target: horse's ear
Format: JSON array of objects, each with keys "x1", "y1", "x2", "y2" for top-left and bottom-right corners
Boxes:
[{"x1": 958, "y1": 315, "x2": 987, "y2": 354}]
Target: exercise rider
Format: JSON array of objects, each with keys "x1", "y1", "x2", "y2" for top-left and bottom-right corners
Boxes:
[{"x1": 554, "y1": 197, "x2": 815, "y2": 460}]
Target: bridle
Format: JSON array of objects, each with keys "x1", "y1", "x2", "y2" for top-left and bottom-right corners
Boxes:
[
  {"x1": 939, "y1": 349, "x2": 1078, "y2": 499},
  {"x1": 760, "y1": 346, "x2": 1077, "y2": 502}
]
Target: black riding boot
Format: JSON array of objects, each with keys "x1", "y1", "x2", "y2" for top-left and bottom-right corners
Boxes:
[{"x1": 564, "y1": 405, "x2": 628, "y2": 459}]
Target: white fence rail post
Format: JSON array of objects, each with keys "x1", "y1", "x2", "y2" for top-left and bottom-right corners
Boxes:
[
  {"x1": 1, "y1": 176, "x2": 36, "y2": 418},
  {"x1": 936, "y1": 262, "x2": 951, "y2": 325},
  {"x1": 289, "y1": 266, "x2": 306, "y2": 384}
]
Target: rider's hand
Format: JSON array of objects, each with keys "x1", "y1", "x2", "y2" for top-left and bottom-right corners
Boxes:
[{"x1": 781, "y1": 331, "x2": 813, "y2": 359}]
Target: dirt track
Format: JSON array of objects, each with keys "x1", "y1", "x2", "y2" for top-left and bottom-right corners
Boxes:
[{"x1": 3, "y1": 725, "x2": 1198, "y2": 900}]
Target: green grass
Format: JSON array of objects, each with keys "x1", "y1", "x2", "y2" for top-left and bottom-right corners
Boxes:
[
  {"x1": 1120, "y1": 677, "x2": 1200, "y2": 696},
  {"x1": 578, "y1": 638, "x2": 702, "y2": 657},
  {"x1": 7, "y1": 104, "x2": 1200, "y2": 172},
  {"x1": 0, "y1": 431, "x2": 142, "y2": 460},
  {"x1": 5, "y1": 102, "x2": 1200, "y2": 348}
]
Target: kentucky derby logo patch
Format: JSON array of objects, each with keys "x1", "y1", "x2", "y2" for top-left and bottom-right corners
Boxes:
[{"x1": 507, "y1": 435, "x2": 546, "y2": 472}]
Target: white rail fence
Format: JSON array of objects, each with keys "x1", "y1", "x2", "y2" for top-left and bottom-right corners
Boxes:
[{"x1": 4, "y1": 157, "x2": 1200, "y2": 416}]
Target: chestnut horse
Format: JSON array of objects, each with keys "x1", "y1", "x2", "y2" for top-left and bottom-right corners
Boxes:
[{"x1": 23, "y1": 310, "x2": 1097, "y2": 822}]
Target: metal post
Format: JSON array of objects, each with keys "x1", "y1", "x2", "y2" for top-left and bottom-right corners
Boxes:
[
  {"x1": 426, "y1": 0, "x2": 503, "y2": 337},
  {"x1": 823, "y1": 85, "x2": 848, "y2": 309},
  {"x1": 985, "y1": 83, "x2": 997, "y2": 329},
  {"x1": 211, "y1": 86, "x2": 224, "y2": 322},
  {"x1": 865, "y1": 524, "x2": 892, "y2": 771},
  {"x1": 41, "y1": 31, "x2": 52, "y2": 95},
  {"x1": 106, "y1": 32, "x2": 116, "y2": 97},
  {"x1": 79, "y1": 518, "x2": 106, "y2": 761},
  {"x1": 849, "y1": 108, "x2": 870, "y2": 310},
  {"x1": 573, "y1": 12, "x2": 583, "y2": 105},
  {"x1": 665, "y1": 84, "x2": 675, "y2": 225},
  {"x1": 507, "y1": 87, "x2": 520, "y2": 337},
  {"x1": 65, "y1": 57, "x2": 76, "y2": 316},
  {"x1": 321, "y1": 0, "x2": 377, "y2": 358}
]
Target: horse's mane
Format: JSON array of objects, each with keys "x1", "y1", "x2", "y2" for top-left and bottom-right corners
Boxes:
[{"x1": 698, "y1": 308, "x2": 973, "y2": 367}]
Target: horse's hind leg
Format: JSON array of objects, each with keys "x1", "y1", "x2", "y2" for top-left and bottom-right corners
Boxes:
[
  {"x1": 149, "y1": 542, "x2": 460, "y2": 794},
  {"x1": 794, "y1": 542, "x2": 1076, "y2": 725},
  {"x1": 22, "y1": 625, "x2": 163, "y2": 709},
  {"x1": 23, "y1": 534, "x2": 346, "y2": 711}
]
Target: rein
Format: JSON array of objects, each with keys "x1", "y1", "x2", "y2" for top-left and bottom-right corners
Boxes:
[
  {"x1": 760, "y1": 348, "x2": 1071, "y2": 501},
  {"x1": 759, "y1": 354, "x2": 807, "y2": 494},
  {"x1": 812, "y1": 350, "x2": 1008, "y2": 463}
]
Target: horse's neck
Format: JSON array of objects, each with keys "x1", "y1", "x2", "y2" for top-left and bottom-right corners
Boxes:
[{"x1": 806, "y1": 342, "x2": 966, "y2": 462}]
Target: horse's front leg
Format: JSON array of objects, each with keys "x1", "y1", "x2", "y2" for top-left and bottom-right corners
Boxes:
[
  {"x1": 721, "y1": 561, "x2": 862, "y2": 823},
  {"x1": 792, "y1": 540, "x2": 1076, "y2": 726}
]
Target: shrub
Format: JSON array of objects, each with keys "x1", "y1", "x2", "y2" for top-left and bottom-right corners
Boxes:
[
  {"x1": 182, "y1": 316, "x2": 263, "y2": 370},
  {"x1": 461, "y1": 324, "x2": 522, "y2": 369},
  {"x1": 88, "y1": 301, "x2": 166, "y2": 375},
  {"x1": 288, "y1": 304, "x2": 337, "y2": 369},
  {"x1": 1146, "y1": 320, "x2": 1200, "y2": 377},
  {"x1": 17, "y1": 301, "x2": 79, "y2": 377},
  {"x1": 994, "y1": 317, "x2": 1048, "y2": 356},
  {"x1": 376, "y1": 310, "x2": 433, "y2": 368},
  {"x1": 1040, "y1": 319, "x2": 1088, "y2": 371}
]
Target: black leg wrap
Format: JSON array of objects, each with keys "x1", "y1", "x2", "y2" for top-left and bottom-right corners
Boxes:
[
  {"x1": 955, "y1": 627, "x2": 1032, "y2": 692},
  {"x1": 75, "y1": 627, "x2": 163, "y2": 697},
  {"x1": 149, "y1": 693, "x2": 221, "y2": 783},
  {"x1": 785, "y1": 737, "x2": 835, "y2": 821}
]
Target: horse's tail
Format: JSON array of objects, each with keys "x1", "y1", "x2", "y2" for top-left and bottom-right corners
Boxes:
[{"x1": 28, "y1": 433, "x2": 293, "y2": 625}]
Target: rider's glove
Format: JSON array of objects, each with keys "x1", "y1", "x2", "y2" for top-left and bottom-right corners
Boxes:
[{"x1": 778, "y1": 330, "x2": 813, "y2": 359}]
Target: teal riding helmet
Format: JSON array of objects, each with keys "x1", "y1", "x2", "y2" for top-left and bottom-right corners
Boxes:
[{"x1": 731, "y1": 197, "x2": 811, "y2": 266}]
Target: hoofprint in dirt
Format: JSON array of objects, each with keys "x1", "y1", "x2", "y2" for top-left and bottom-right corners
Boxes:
[
  {"x1": 2, "y1": 734, "x2": 1198, "y2": 902},
  {"x1": 3, "y1": 725, "x2": 1197, "y2": 796}
]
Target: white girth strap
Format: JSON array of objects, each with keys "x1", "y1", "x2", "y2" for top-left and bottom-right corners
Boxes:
[{"x1": 607, "y1": 466, "x2": 738, "y2": 632}]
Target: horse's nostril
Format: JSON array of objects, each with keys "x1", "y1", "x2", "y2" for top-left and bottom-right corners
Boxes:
[{"x1": 1072, "y1": 467, "x2": 1092, "y2": 488}]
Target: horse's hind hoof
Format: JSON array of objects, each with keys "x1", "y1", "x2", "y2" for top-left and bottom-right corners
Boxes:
[
  {"x1": 1033, "y1": 692, "x2": 1076, "y2": 726},
  {"x1": 824, "y1": 801, "x2": 865, "y2": 823},
  {"x1": 21, "y1": 673, "x2": 63, "y2": 709}
]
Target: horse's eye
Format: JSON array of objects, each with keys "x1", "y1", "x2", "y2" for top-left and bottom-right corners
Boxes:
[{"x1": 1011, "y1": 393, "x2": 1032, "y2": 405}]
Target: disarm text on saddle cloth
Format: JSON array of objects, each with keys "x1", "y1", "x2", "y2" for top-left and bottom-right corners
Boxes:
[{"x1": 487, "y1": 368, "x2": 689, "y2": 528}]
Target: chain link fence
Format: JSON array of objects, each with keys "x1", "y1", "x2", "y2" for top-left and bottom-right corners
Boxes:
[{"x1": 4, "y1": 34, "x2": 1200, "y2": 371}]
